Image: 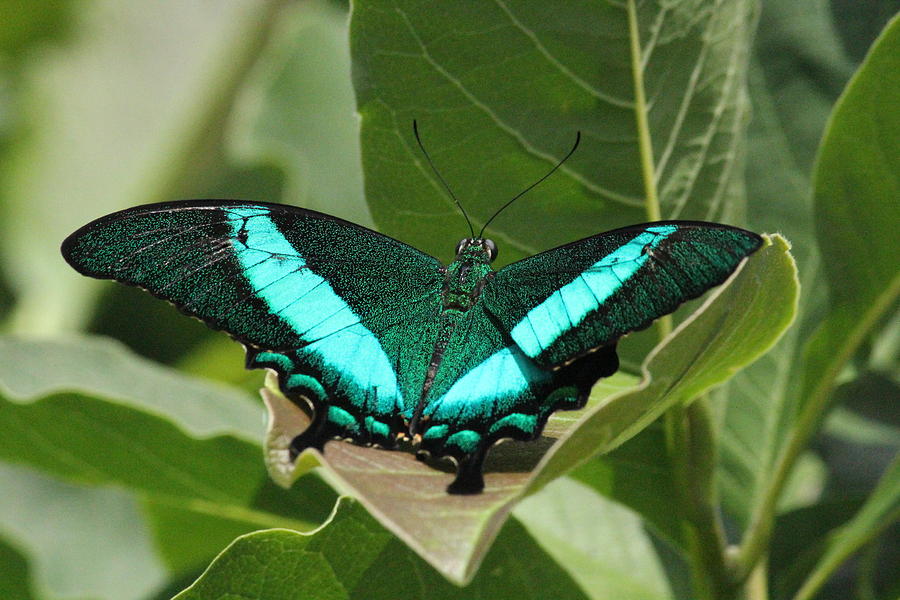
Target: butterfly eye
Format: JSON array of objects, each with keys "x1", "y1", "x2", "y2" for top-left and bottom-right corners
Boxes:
[
  {"x1": 455, "y1": 239, "x2": 469, "y2": 256},
  {"x1": 483, "y1": 239, "x2": 498, "y2": 262}
]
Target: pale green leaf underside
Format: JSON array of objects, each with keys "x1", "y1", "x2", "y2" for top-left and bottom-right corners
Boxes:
[
  {"x1": 0, "y1": 336, "x2": 261, "y2": 440},
  {"x1": 514, "y1": 477, "x2": 675, "y2": 600}
]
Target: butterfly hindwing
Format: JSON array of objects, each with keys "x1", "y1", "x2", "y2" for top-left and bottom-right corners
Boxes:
[
  {"x1": 484, "y1": 222, "x2": 763, "y2": 367},
  {"x1": 413, "y1": 303, "x2": 619, "y2": 493},
  {"x1": 62, "y1": 201, "x2": 445, "y2": 446}
]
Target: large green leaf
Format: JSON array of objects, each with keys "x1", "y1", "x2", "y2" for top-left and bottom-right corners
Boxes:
[
  {"x1": 718, "y1": 8, "x2": 900, "y2": 584},
  {"x1": 175, "y1": 497, "x2": 588, "y2": 600},
  {"x1": 782, "y1": 18, "x2": 900, "y2": 596},
  {"x1": 0, "y1": 336, "x2": 338, "y2": 596},
  {"x1": 0, "y1": 336, "x2": 261, "y2": 440},
  {"x1": 514, "y1": 477, "x2": 674, "y2": 600},
  {"x1": 804, "y1": 12, "x2": 900, "y2": 427},
  {"x1": 0, "y1": 335, "x2": 335, "y2": 521},
  {"x1": 714, "y1": 0, "x2": 896, "y2": 527},
  {"x1": 351, "y1": 0, "x2": 755, "y2": 263},
  {"x1": 262, "y1": 237, "x2": 796, "y2": 583},
  {"x1": 0, "y1": 0, "x2": 286, "y2": 335},
  {"x1": 0, "y1": 463, "x2": 168, "y2": 600}
]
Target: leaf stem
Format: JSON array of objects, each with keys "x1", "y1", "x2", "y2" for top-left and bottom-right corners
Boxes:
[
  {"x1": 627, "y1": 0, "x2": 660, "y2": 223},
  {"x1": 745, "y1": 561, "x2": 769, "y2": 600},
  {"x1": 627, "y1": 0, "x2": 670, "y2": 341},
  {"x1": 673, "y1": 398, "x2": 733, "y2": 599},
  {"x1": 628, "y1": 2, "x2": 728, "y2": 596}
]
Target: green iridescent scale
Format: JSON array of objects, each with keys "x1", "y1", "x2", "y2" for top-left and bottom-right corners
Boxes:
[{"x1": 62, "y1": 200, "x2": 761, "y2": 494}]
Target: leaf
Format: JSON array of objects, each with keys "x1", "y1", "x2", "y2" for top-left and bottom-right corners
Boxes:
[
  {"x1": 175, "y1": 497, "x2": 589, "y2": 600},
  {"x1": 569, "y1": 424, "x2": 681, "y2": 546},
  {"x1": 514, "y1": 477, "x2": 674, "y2": 600},
  {"x1": 0, "y1": 336, "x2": 338, "y2": 593},
  {"x1": 0, "y1": 0, "x2": 286, "y2": 334},
  {"x1": 174, "y1": 499, "x2": 388, "y2": 600},
  {"x1": 0, "y1": 462, "x2": 168, "y2": 600},
  {"x1": 720, "y1": 9, "x2": 900, "y2": 582},
  {"x1": 141, "y1": 474, "x2": 338, "y2": 576},
  {"x1": 0, "y1": 335, "x2": 262, "y2": 440},
  {"x1": 714, "y1": 0, "x2": 894, "y2": 527},
  {"x1": 351, "y1": 0, "x2": 755, "y2": 262},
  {"x1": 0, "y1": 535, "x2": 38, "y2": 600},
  {"x1": 227, "y1": 0, "x2": 372, "y2": 225},
  {"x1": 792, "y1": 456, "x2": 900, "y2": 600},
  {"x1": 804, "y1": 11, "x2": 900, "y2": 418},
  {"x1": 0, "y1": 335, "x2": 334, "y2": 521},
  {"x1": 262, "y1": 236, "x2": 796, "y2": 583}
]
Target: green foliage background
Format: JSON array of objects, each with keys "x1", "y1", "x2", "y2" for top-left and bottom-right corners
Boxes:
[{"x1": 0, "y1": 1, "x2": 896, "y2": 599}]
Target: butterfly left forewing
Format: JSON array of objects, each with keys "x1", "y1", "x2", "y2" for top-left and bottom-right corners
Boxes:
[{"x1": 63, "y1": 200, "x2": 445, "y2": 449}]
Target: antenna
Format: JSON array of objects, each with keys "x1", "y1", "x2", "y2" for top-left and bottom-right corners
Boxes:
[
  {"x1": 413, "y1": 120, "x2": 475, "y2": 239},
  {"x1": 478, "y1": 131, "x2": 581, "y2": 238}
]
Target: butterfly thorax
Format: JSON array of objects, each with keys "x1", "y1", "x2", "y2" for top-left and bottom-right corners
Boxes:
[{"x1": 442, "y1": 240, "x2": 496, "y2": 311}]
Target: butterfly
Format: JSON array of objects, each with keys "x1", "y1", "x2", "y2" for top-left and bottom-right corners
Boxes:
[{"x1": 62, "y1": 198, "x2": 761, "y2": 493}]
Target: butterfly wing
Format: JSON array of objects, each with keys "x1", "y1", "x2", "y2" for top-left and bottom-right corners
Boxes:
[
  {"x1": 62, "y1": 200, "x2": 445, "y2": 446},
  {"x1": 418, "y1": 221, "x2": 761, "y2": 492},
  {"x1": 483, "y1": 221, "x2": 763, "y2": 367},
  {"x1": 415, "y1": 302, "x2": 619, "y2": 493}
]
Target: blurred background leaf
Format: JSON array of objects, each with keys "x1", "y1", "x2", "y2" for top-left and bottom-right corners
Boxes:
[
  {"x1": 0, "y1": 0, "x2": 288, "y2": 336},
  {"x1": 716, "y1": 3, "x2": 899, "y2": 598},
  {"x1": 0, "y1": 337, "x2": 337, "y2": 598}
]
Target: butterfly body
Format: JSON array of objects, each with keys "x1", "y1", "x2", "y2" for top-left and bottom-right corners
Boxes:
[{"x1": 62, "y1": 200, "x2": 761, "y2": 493}]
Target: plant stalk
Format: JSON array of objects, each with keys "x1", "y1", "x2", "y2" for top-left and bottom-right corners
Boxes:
[
  {"x1": 627, "y1": 1, "x2": 730, "y2": 596},
  {"x1": 733, "y1": 276, "x2": 900, "y2": 581},
  {"x1": 745, "y1": 561, "x2": 769, "y2": 600},
  {"x1": 670, "y1": 398, "x2": 733, "y2": 599}
]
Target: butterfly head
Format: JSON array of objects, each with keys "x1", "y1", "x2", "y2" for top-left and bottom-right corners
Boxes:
[{"x1": 454, "y1": 238, "x2": 498, "y2": 263}]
